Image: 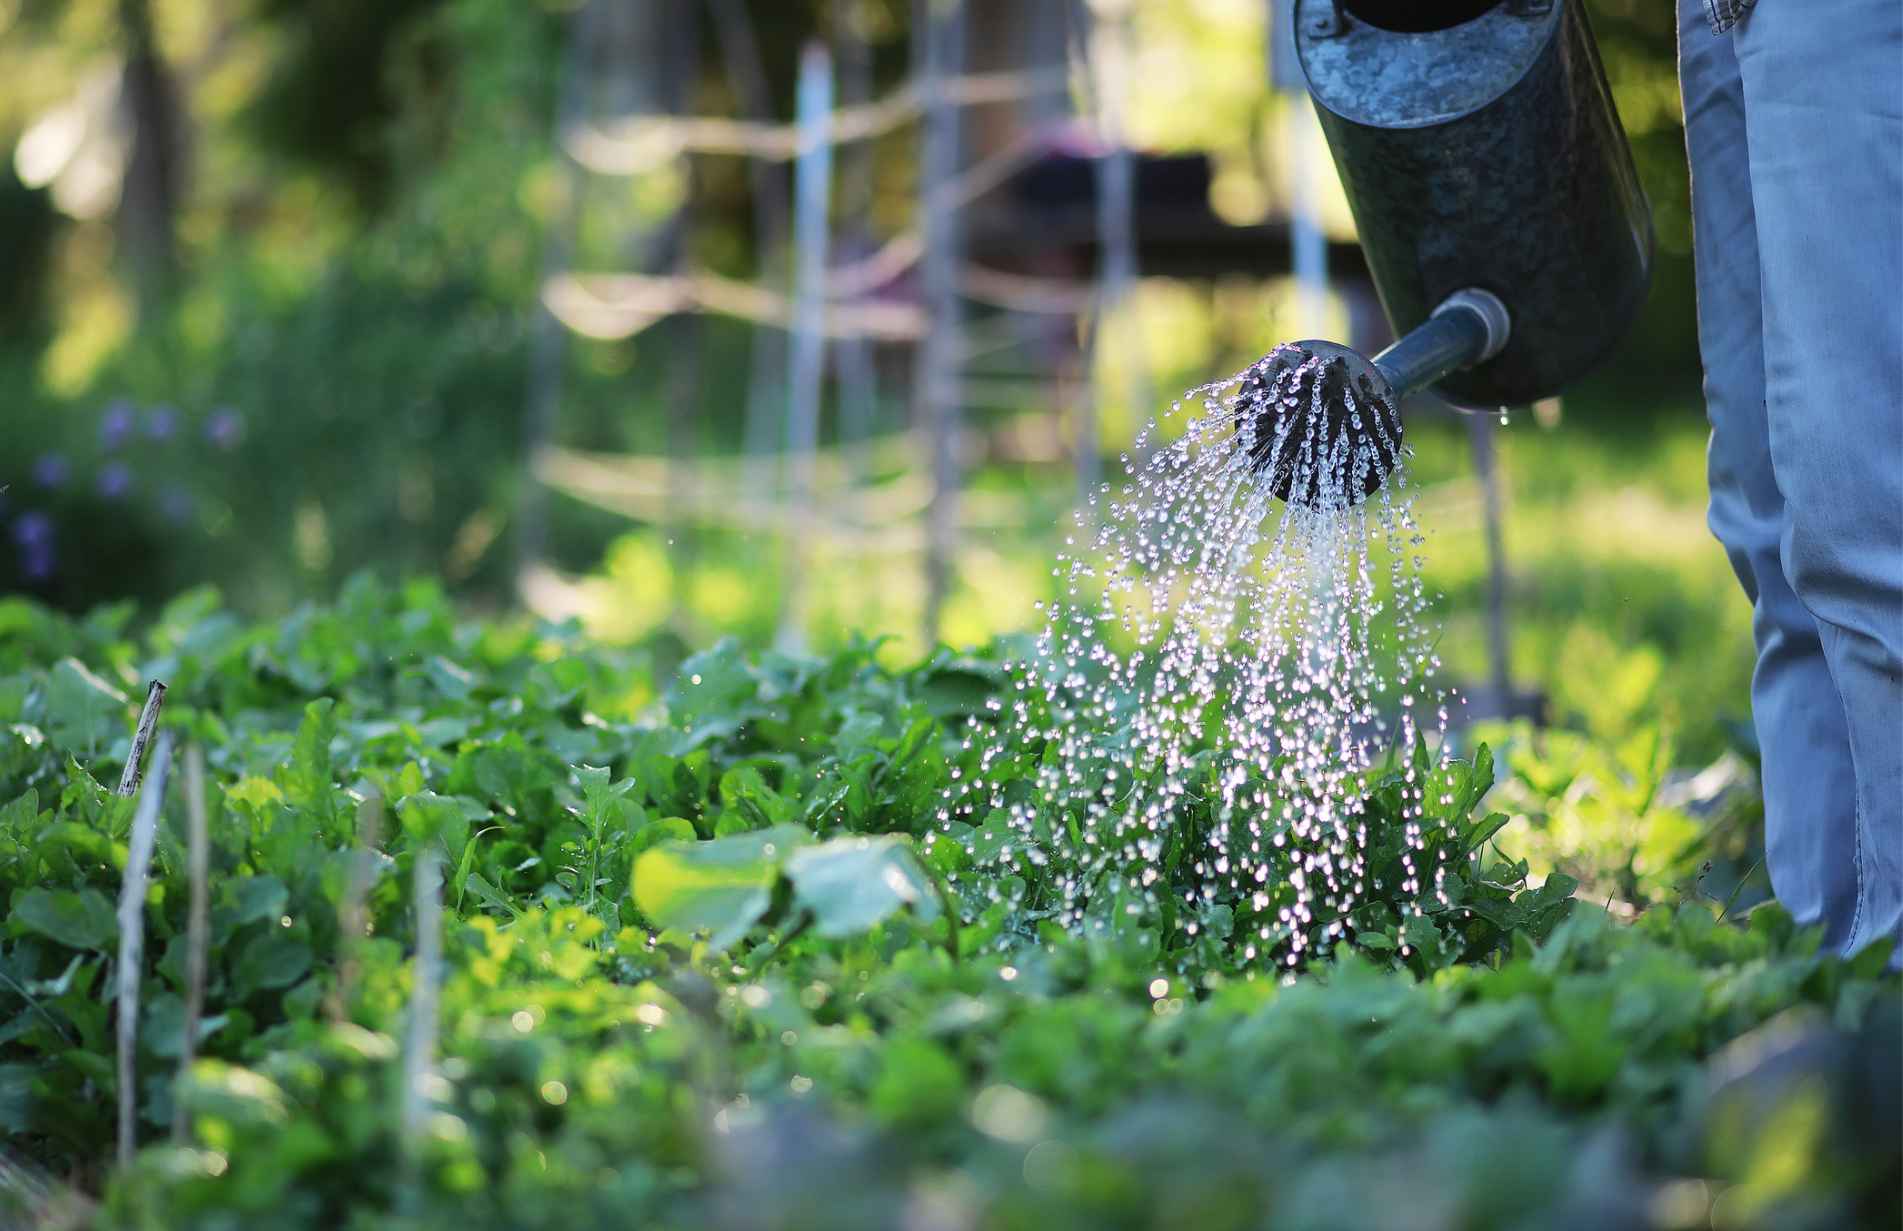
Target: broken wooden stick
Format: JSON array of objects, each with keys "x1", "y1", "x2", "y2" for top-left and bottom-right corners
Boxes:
[{"x1": 115, "y1": 680, "x2": 167, "y2": 798}]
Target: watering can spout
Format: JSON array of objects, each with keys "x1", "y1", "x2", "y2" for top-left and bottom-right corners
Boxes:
[{"x1": 1241, "y1": 290, "x2": 1510, "y2": 503}]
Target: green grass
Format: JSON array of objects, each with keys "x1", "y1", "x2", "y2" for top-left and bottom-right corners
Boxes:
[{"x1": 1404, "y1": 402, "x2": 1751, "y2": 762}]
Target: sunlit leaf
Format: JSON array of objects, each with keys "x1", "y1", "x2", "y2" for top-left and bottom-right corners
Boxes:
[
  {"x1": 783, "y1": 835, "x2": 940, "y2": 939},
  {"x1": 630, "y1": 824, "x2": 810, "y2": 950}
]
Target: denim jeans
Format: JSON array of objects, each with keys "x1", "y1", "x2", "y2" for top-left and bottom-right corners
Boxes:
[{"x1": 1677, "y1": 0, "x2": 1902, "y2": 961}]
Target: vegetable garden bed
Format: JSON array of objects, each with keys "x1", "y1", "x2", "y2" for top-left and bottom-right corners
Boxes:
[{"x1": 1, "y1": 581, "x2": 1896, "y2": 1230}]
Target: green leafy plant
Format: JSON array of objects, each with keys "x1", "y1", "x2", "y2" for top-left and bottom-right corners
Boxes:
[
  {"x1": 632, "y1": 826, "x2": 950, "y2": 956},
  {"x1": 0, "y1": 581, "x2": 1894, "y2": 1231}
]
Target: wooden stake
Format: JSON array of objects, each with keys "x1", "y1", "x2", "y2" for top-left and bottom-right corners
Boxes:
[
  {"x1": 328, "y1": 791, "x2": 383, "y2": 1022},
  {"x1": 116, "y1": 731, "x2": 172, "y2": 1167},
  {"x1": 916, "y1": 0, "x2": 968, "y2": 646},
  {"x1": 776, "y1": 40, "x2": 837, "y2": 652},
  {"x1": 515, "y1": 0, "x2": 590, "y2": 592},
  {"x1": 401, "y1": 844, "x2": 444, "y2": 1147},
  {"x1": 709, "y1": 0, "x2": 793, "y2": 491},
  {"x1": 172, "y1": 744, "x2": 208, "y2": 1141},
  {"x1": 115, "y1": 680, "x2": 167, "y2": 798},
  {"x1": 1468, "y1": 412, "x2": 1516, "y2": 704},
  {"x1": 834, "y1": 10, "x2": 880, "y2": 482}
]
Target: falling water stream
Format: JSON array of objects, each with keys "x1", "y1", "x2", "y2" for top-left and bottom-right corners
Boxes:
[{"x1": 943, "y1": 345, "x2": 1458, "y2": 966}]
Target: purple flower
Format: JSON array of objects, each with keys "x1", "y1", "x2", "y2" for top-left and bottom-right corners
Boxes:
[
  {"x1": 145, "y1": 405, "x2": 178, "y2": 440},
  {"x1": 11, "y1": 511, "x2": 53, "y2": 546},
  {"x1": 20, "y1": 546, "x2": 54, "y2": 582},
  {"x1": 98, "y1": 461, "x2": 133, "y2": 501},
  {"x1": 100, "y1": 400, "x2": 137, "y2": 450},
  {"x1": 206, "y1": 407, "x2": 244, "y2": 451},
  {"x1": 32, "y1": 454, "x2": 68, "y2": 489},
  {"x1": 11, "y1": 511, "x2": 55, "y2": 581}
]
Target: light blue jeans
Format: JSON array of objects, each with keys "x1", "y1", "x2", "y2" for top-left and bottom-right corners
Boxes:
[{"x1": 1678, "y1": 0, "x2": 1902, "y2": 962}]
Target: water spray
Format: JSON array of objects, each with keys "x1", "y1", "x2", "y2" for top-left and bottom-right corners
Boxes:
[
  {"x1": 1253, "y1": 0, "x2": 1653, "y2": 506},
  {"x1": 950, "y1": 0, "x2": 1656, "y2": 960}
]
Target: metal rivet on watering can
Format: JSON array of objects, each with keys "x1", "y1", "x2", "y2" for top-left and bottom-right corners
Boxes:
[{"x1": 1307, "y1": 1, "x2": 1346, "y2": 38}]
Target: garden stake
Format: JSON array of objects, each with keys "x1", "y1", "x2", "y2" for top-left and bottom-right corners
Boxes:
[
  {"x1": 116, "y1": 730, "x2": 173, "y2": 1167},
  {"x1": 173, "y1": 744, "x2": 209, "y2": 1141},
  {"x1": 328, "y1": 790, "x2": 384, "y2": 1022},
  {"x1": 115, "y1": 680, "x2": 167, "y2": 797},
  {"x1": 401, "y1": 842, "x2": 445, "y2": 1187}
]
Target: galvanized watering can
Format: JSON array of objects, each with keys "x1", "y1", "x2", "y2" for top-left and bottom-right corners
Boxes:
[{"x1": 1245, "y1": 0, "x2": 1653, "y2": 501}]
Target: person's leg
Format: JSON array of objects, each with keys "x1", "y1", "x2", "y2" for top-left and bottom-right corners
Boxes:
[
  {"x1": 1733, "y1": 0, "x2": 1903, "y2": 959},
  {"x1": 1676, "y1": 0, "x2": 1865, "y2": 949}
]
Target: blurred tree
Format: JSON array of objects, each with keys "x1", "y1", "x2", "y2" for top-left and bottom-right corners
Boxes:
[
  {"x1": 0, "y1": 168, "x2": 59, "y2": 345},
  {"x1": 114, "y1": 0, "x2": 184, "y2": 315},
  {"x1": 245, "y1": 0, "x2": 443, "y2": 212}
]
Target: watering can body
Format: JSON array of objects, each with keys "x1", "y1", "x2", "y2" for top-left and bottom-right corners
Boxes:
[{"x1": 1294, "y1": 0, "x2": 1653, "y2": 409}]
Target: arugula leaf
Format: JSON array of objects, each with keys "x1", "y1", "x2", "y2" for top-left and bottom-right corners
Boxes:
[{"x1": 11, "y1": 888, "x2": 116, "y2": 951}]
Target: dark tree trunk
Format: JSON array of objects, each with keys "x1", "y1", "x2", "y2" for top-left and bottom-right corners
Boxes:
[{"x1": 116, "y1": 0, "x2": 184, "y2": 316}]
